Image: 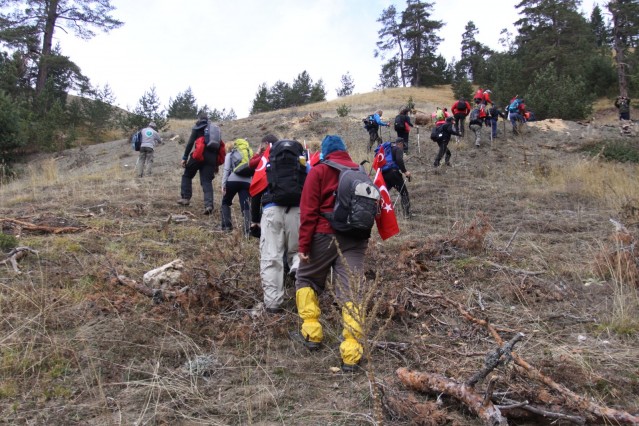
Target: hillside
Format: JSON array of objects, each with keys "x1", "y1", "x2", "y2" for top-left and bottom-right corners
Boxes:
[{"x1": 1, "y1": 87, "x2": 638, "y2": 425}]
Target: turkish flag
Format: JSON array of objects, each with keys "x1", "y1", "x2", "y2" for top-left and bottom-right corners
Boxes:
[
  {"x1": 372, "y1": 148, "x2": 386, "y2": 171},
  {"x1": 309, "y1": 151, "x2": 321, "y2": 167},
  {"x1": 373, "y1": 169, "x2": 400, "y2": 240},
  {"x1": 249, "y1": 145, "x2": 270, "y2": 197}
]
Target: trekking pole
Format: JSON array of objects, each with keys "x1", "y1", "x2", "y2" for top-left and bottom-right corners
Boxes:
[
  {"x1": 392, "y1": 181, "x2": 407, "y2": 209},
  {"x1": 417, "y1": 127, "x2": 421, "y2": 154}
]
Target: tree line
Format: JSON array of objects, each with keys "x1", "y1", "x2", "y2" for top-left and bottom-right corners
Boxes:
[
  {"x1": 373, "y1": 0, "x2": 638, "y2": 120},
  {"x1": 1, "y1": 0, "x2": 638, "y2": 170}
]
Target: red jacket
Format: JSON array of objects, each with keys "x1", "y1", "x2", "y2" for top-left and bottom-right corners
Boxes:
[
  {"x1": 452, "y1": 100, "x2": 470, "y2": 115},
  {"x1": 298, "y1": 150, "x2": 358, "y2": 254}
]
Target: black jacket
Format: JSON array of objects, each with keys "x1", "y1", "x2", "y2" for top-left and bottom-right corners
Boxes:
[
  {"x1": 182, "y1": 118, "x2": 219, "y2": 169},
  {"x1": 439, "y1": 122, "x2": 461, "y2": 143}
]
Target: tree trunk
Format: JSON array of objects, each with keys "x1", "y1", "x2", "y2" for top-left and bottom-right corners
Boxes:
[
  {"x1": 35, "y1": 0, "x2": 59, "y2": 97},
  {"x1": 609, "y1": 0, "x2": 629, "y2": 98}
]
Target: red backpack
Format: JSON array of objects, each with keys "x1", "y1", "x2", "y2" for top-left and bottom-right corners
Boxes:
[{"x1": 191, "y1": 137, "x2": 226, "y2": 164}]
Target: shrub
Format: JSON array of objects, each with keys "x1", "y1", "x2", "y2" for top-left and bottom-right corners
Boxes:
[
  {"x1": 0, "y1": 233, "x2": 18, "y2": 252},
  {"x1": 581, "y1": 139, "x2": 639, "y2": 163},
  {"x1": 336, "y1": 104, "x2": 350, "y2": 117}
]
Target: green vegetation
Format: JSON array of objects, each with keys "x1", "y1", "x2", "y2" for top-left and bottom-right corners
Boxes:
[{"x1": 581, "y1": 139, "x2": 639, "y2": 163}]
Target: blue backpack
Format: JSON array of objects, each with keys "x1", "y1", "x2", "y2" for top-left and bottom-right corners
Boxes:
[
  {"x1": 374, "y1": 142, "x2": 397, "y2": 172},
  {"x1": 131, "y1": 131, "x2": 142, "y2": 151},
  {"x1": 508, "y1": 99, "x2": 521, "y2": 113}
]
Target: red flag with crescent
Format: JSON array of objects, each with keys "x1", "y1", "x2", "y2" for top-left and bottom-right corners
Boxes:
[
  {"x1": 249, "y1": 145, "x2": 270, "y2": 197},
  {"x1": 373, "y1": 169, "x2": 399, "y2": 240},
  {"x1": 372, "y1": 147, "x2": 386, "y2": 171}
]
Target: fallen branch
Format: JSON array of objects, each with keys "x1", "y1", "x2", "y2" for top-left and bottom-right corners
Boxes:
[
  {"x1": 0, "y1": 217, "x2": 85, "y2": 234},
  {"x1": 397, "y1": 368, "x2": 507, "y2": 426},
  {"x1": 115, "y1": 274, "x2": 188, "y2": 303},
  {"x1": 497, "y1": 399, "x2": 586, "y2": 425},
  {"x1": 466, "y1": 332, "x2": 524, "y2": 388},
  {"x1": 1, "y1": 246, "x2": 38, "y2": 273}
]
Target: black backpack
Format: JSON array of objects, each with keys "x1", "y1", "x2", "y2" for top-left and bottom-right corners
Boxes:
[
  {"x1": 394, "y1": 115, "x2": 405, "y2": 132},
  {"x1": 264, "y1": 139, "x2": 307, "y2": 206},
  {"x1": 457, "y1": 100, "x2": 467, "y2": 112},
  {"x1": 363, "y1": 115, "x2": 377, "y2": 130},
  {"x1": 322, "y1": 160, "x2": 380, "y2": 239},
  {"x1": 430, "y1": 125, "x2": 445, "y2": 143},
  {"x1": 131, "y1": 131, "x2": 142, "y2": 151}
]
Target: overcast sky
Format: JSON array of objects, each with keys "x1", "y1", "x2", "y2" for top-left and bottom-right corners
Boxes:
[{"x1": 56, "y1": 0, "x2": 600, "y2": 119}]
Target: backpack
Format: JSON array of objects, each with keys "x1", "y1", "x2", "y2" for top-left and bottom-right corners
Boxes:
[
  {"x1": 430, "y1": 124, "x2": 445, "y2": 143},
  {"x1": 374, "y1": 142, "x2": 398, "y2": 172},
  {"x1": 469, "y1": 108, "x2": 479, "y2": 124},
  {"x1": 264, "y1": 139, "x2": 307, "y2": 206},
  {"x1": 204, "y1": 123, "x2": 221, "y2": 150},
  {"x1": 456, "y1": 100, "x2": 467, "y2": 112},
  {"x1": 322, "y1": 160, "x2": 380, "y2": 239},
  {"x1": 508, "y1": 99, "x2": 521, "y2": 113},
  {"x1": 131, "y1": 131, "x2": 142, "y2": 151},
  {"x1": 231, "y1": 139, "x2": 254, "y2": 177},
  {"x1": 363, "y1": 115, "x2": 377, "y2": 130},
  {"x1": 394, "y1": 115, "x2": 405, "y2": 132}
]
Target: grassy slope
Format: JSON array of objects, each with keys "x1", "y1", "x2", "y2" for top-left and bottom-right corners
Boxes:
[{"x1": 1, "y1": 87, "x2": 638, "y2": 425}]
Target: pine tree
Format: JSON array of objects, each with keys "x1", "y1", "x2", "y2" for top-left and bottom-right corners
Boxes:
[
  {"x1": 459, "y1": 21, "x2": 493, "y2": 83},
  {"x1": 514, "y1": 0, "x2": 595, "y2": 78},
  {"x1": 167, "y1": 87, "x2": 198, "y2": 119},
  {"x1": 250, "y1": 83, "x2": 270, "y2": 115},
  {"x1": 399, "y1": 0, "x2": 444, "y2": 87},
  {"x1": 590, "y1": 5, "x2": 610, "y2": 48},
  {"x1": 608, "y1": 0, "x2": 639, "y2": 97},
  {"x1": 336, "y1": 72, "x2": 354, "y2": 97},
  {"x1": 375, "y1": 5, "x2": 407, "y2": 87}
]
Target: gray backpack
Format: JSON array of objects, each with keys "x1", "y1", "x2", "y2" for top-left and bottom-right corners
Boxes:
[{"x1": 322, "y1": 160, "x2": 380, "y2": 239}]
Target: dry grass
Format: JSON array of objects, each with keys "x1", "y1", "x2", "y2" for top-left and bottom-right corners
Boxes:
[{"x1": 1, "y1": 88, "x2": 639, "y2": 425}]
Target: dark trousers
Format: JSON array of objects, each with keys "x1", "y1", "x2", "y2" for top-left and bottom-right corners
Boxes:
[
  {"x1": 383, "y1": 169, "x2": 410, "y2": 218},
  {"x1": 181, "y1": 158, "x2": 215, "y2": 207},
  {"x1": 250, "y1": 190, "x2": 264, "y2": 224},
  {"x1": 368, "y1": 128, "x2": 381, "y2": 151},
  {"x1": 454, "y1": 114, "x2": 466, "y2": 135},
  {"x1": 396, "y1": 130, "x2": 409, "y2": 153},
  {"x1": 434, "y1": 140, "x2": 451, "y2": 166},
  {"x1": 295, "y1": 233, "x2": 368, "y2": 302}
]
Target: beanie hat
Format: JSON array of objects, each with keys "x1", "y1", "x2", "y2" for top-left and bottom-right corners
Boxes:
[
  {"x1": 148, "y1": 121, "x2": 157, "y2": 129},
  {"x1": 320, "y1": 135, "x2": 346, "y2": 160}
]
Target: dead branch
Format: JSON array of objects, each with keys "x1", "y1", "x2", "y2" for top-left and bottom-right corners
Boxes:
[
  {"x1": 397, "y1": 368, "x2": 508, "y2": 425},
  {"x1": 497, "y1": 399, "x2": 586, "y2": 425},
  {"x1": 1, "y1": 246, "x2": 38, "y2": 273},
  {"x1": 0, "y1": 217, "x2": 85, "y2": 234},
  {"x1": 115, "y1": 274, "x2": 188, "y2": 303},
  {"x1": 466, "y1": 332, "x2": 524, "y2": 388}
]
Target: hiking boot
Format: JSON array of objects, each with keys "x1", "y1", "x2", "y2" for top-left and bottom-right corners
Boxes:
[
  {"x1": 177, "y1": 198, "x2": 190, "y2": 206},
  {"x1": 445, "y1": 161, "x2": 452, "y2": 167},
  {"x1": 288, "y1": 331, "x2": 321, "y2": 351},
  {"x1": 249, "y1": 224, "x2": 261, "y2": 239},
  {"x1": 288, "y1": 267, "x2": 297, "y2": 281},
  {"x1": 203, "y1": 206, "x2": 213, "y2": 215},
  {"x1": 265, "y1": 306, "x2": 283, "y2": 314},
  {"x1": 341, "y1": 362, "x2": 362, "y2": 373}
]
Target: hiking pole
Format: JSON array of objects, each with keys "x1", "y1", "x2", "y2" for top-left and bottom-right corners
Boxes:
[
  {"x1": 417, "y1": 127, "x2": 421, "y2": 154},
  {"x1": 393, "y1": 180, "x2": 407, "y2": 209}
]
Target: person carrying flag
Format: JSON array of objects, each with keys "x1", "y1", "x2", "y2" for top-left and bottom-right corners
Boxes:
[
  {"x1": 291, "y1": 135, "x2": 377, "y2": 372},
  {"x1": 248, "y1": 134, "x2": 277, "y2": 238},
  {"x1": 376, "y1": 138, "x2": 411, "y2": 219}
]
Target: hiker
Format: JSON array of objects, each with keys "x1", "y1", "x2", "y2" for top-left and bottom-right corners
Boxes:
[
  {"x1": 364, "y1": 110, "x2": 389, "y2": 151},
  {"x1": 135, "y1": 121, "x2": 162, "y2": 178},
  {"x1": 177, "y1": 112, "x2": 221, "y2": 215},
  {"x1": 292, "y1": 135, "x2": 371, "y2": 372},
  {"x1": 508, "y1": 97, "x2": 524, "y2": 135},
  {"x1": 393, "y1": 107, "x2": 414, "y2": 154},
  {"x1": 248, "y1": 134, "x2": 277, "y2": 238},
  {"x1": 482, "y1": 89, "x2": 493, "y2": 106},
  {"x1": 615, "y1": 96, "x2": 631, "y2": 121},
  {"x1": 259, "y1": 138, "x2": 308, "y2": 313},
  {"x1": 468, "y1": 104, "x2": 487, "y2": 147},
  {"x1": 433, "y1": 116, "x2": 461, "y2": 167},
  {"x1": 473, "y1": 87, "x2": 484, "y2": 105},
  {"x1": 381, "y1": 138, "x2": 412, "y2": 219},
  {"x1": 487, "y1": 105, "x2": 507, "y2": 139},
  {"x1": 220, "y1": 138, "x2": 253, "y2": 234},
  {"x1": 452, "y1": 98, "x2": 471, "y2": 136}
]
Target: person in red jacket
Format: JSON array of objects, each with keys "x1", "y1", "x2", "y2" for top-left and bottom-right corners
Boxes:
[
  {"x1": 452, "y1": 98, "x2": 471, "y2": 136},
  {"x1": 482, "y1": 89, "x2": 493, "y2": 106},
  {"x1": 247, "y1": 134, "x2": 277, "y2": 238},
  {"x1": 291, "y1": 135, "x2": 370, "y2": 373},
  {"x1": 473, "y1": 88, "x2": 484, "y2": 105}
]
